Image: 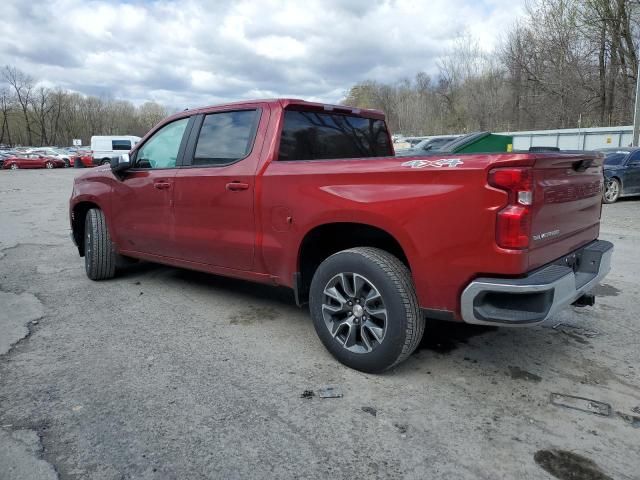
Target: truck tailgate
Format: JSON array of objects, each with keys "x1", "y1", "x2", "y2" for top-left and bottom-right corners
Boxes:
[{"x1": 528, "y1": 153, "x2": 604, "y2": 270}]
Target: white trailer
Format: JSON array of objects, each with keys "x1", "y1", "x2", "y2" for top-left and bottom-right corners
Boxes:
[{"x1": 91, "y1": 135, "x2": 141, "y2": 165}]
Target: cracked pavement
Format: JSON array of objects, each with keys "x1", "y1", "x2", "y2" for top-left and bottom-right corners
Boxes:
[{"x1": 0, "y1": 169, "x2": 638, "y2": 479}]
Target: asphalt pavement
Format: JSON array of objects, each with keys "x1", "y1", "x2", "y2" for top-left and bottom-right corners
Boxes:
[{"x1": 0, "y1": 169, "x2": 638, "y2": 479}]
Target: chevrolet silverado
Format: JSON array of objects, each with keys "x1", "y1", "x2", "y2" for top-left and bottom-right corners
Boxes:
[{"x1": 70, "y1": 99, "x2": 613, "y2": 372}]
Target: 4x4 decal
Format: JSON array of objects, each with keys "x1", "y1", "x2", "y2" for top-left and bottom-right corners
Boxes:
[{"x1": 401, "y1": 158, "x2": 464, "y2": 168}]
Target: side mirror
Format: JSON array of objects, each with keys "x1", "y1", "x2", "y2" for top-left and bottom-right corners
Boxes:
[{"x1": 110, "y1": 153, "x2": 130, "y2": 174}]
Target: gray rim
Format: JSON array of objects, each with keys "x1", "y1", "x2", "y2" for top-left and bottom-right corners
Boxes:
[
  {"x1": 604, "y1": 179, "x2": 619, "y2": 202},
  {"x1": 46, "y1": 162, "x2": 53, "y2": 168},
  {"x1": 10, "y1": 163, "x2": 18, "y2": 169},
  {"x1": 322, "y1": 272, "x2": 387, "y2": 354}
]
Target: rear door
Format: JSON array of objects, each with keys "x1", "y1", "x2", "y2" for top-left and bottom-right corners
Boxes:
[
  {"x1": 172, "y1": 107, "x2": 267, "y2": 270},
  {"x1": 110, "y1": 117, "x2": 191, "y2": 257},
  {"x1": 25, "y1": 154, "x2": 42, "y2": 168},
  {"x1": 528, "y1": 153, "x2": 604, "y2": 269}
]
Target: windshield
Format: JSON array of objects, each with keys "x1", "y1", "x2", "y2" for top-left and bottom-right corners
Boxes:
[
  {"x1": 604, "y1": 152, "x2": 628, "y2": 166},
  {"x1": 414, "y1": 137, "x2": 454, "y2": 152}
]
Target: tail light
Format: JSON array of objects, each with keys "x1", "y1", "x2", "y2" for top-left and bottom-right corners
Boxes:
[{"x1": 488, "y1": 167, "x2": 533, "y2": 249}]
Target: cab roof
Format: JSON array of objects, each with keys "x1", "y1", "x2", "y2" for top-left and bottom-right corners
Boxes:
[{"x1": 184, "y1": 98, "x2": 386, "y2": 121}]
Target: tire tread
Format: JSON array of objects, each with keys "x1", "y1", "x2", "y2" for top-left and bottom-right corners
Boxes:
[
  {"x1": 85, "y1": 208, "x2": 116, "y2": 280},
  {"x1": 327, "y1": 247, "x2": 425, "y2": 370}
]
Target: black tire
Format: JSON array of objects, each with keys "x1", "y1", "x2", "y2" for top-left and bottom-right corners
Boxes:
[
  {"x1": 603, "y1": 177, "x2": 621, "y2": 204},
  {"x1": 101, "y1": 158, "x2": 111, "y2": 165},
  {"x1": 45, "y1": 161, "x2": 53, "y2": 169},
  {"x1": 84, "y1": 208, "x2": 117, "y2": 280},
  {"x1": 309, "y1": 247, "x2": 424, "y2": 373}
]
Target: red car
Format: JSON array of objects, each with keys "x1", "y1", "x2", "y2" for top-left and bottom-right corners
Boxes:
[
  {"x1": 3, "y1": 153, "x2": 66, "y2": 169},
  {"x1": 69, "y1": 151, "x2": 94, "y2": 167},
  {"x1": 69, "y1": 99, "x2": 613, "y2": 372}
]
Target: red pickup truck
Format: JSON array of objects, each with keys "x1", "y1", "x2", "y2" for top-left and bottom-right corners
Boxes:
[{"x1": 70, "y1": 99, "x2": 613, "y2": 372}]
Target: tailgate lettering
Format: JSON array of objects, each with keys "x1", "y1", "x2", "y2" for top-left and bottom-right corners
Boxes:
[{"x1": 544, "y1": 180, "x2": 602, "y2": 204}]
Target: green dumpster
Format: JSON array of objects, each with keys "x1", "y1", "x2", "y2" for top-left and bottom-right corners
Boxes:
[{"x1": 446, "y1": 132, "x2": 513, "y2": 154}]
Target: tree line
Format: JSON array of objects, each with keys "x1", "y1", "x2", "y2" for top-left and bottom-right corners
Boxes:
[
  {"x1": 0, "y1": 66, "x2": 168, "y2": 147},
  {"x1": 342, "y1": 0, "x2": 640, "y2": 136}
]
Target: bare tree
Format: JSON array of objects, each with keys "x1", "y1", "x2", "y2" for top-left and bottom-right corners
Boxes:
[
  {"x1": 3, "y1": 66, "x2": 34, "y2": 145},
  {"x1": 0, "y1": 87, "x2": 15, "y2": 145}
]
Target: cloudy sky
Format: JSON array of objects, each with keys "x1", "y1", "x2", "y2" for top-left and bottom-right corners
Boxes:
[{"x1": 0, "y1": 0, "x2": 525, "y2": 108}]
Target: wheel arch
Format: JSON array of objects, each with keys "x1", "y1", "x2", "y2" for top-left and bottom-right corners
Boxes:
[
  {"x1": 612, "y1": 175, "x2": 623, "y2": 190},
  {"x1": 295, "y1": 222, "x2": 411, "y2": 306},
  {"x1": 71, "y1": 201, "x2": 102, "y2": 256}
]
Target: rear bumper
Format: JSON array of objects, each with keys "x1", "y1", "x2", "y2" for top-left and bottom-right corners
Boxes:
[{"x1": 460, "y1": 240, "x2": 613, "y2": 326}]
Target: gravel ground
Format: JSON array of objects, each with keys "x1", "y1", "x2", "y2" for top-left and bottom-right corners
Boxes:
[{"x1": 0, "y1": 168, "x2": 638, "y2": 480}]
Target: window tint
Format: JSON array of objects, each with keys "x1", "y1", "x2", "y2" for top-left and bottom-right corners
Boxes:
[
  {"x1": 193, "y1": 110, "x2": 259, "y2": 166},
  {"x1": 135, "y1": 118, "x2": 189, "y2": 169},
  {"x1": 604, "y1": 152, "x2": 628, "y2": 166},
  {"x1": 627, "y1": 150, "x2": 640, "y2": 162},
  {"x1": 112, "y1": 140, "x2": 132, "y2": 151},
  {"x1": 278, "y1": 110, "x2": 392, "y2": 161}
]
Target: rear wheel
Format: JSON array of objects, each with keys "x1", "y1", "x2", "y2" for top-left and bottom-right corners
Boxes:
[
  {"x1": 603, "y1": 178, "x2": 620, "y2": 203},
  {"x1": 309, "y1": 247, "x2": 424, "y2": 373},
  {"x1": 45, "y1": 161, "x2": 53, "y2": 169},
  {"x1": 101, "y1": 158, "x2": 111, "y2": 165},
  {"x1": 84, "y1": 208, "x2": 117, "y2": 280}
]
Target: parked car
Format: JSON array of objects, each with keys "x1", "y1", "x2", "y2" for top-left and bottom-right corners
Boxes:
[
  {"x1": 396, "y1": 136, "x2": 459, "y2": 156},
  {"x1": 70, "y1": 98, "x2": 613, "y2": 373},
  {"x1": 598, "y1": 147, "x2": 640, "y2": 203},
  {"x1": 91, "y1": 136, "x2": 141, "y2": 165},
  {"x1": 28, "y1": 147, "x2": 72, "y2": 167},
  {"x1": 69, "y1": 150, "x2": 94, "y2": 167},
  {"x1": 3, "y1": 153, "x2": 66, "y2": 169}
]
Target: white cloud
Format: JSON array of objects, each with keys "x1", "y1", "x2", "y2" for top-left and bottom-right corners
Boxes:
[{"x1": 0, "y1": 0, "x2": 526, "y2": 108}]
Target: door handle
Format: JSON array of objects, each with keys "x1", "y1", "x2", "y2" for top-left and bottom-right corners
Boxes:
[
  {"x1": 154, "y1": 182, "x2": 171, "y2": 190},
  {"x1": 226, "y1": 181, "x2": 249, "y2": 191}
]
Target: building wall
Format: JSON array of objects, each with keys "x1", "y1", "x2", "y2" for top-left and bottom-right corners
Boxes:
[{"x1": 501, "y1": 126, "x2": 633, "y2": 151}]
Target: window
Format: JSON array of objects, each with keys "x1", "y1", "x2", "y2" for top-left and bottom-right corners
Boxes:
[
  {"x1": 278, "y1": 110, "x2": 392, "y2": 161},
  {"x1": 134, "y1": 118, "x2": 189, "y2": 169},
  {"x1": 112, "y1": 140, "x2": 132, "y2": 151},
  {"x1": 626, "y1": 150, "x2": 640, "y2": 164},
  {"x1": 604, "y1": 152, "x2": 627, "y2": 166},
  {"x1": 192, "y1": 110, "x2": 259, "y2": 166}
]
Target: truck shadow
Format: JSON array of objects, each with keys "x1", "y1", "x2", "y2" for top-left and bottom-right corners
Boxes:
[
  {"x1": 417, "y1": 320, "x2": 497, "y2": 353},
  {"x1": 120, "y1": 261, "x2": 298, "y2": 308}
]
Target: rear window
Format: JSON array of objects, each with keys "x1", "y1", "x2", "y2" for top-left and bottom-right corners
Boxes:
[
  {"x1": 112, "y1": 140, "x2": 132, "y2": 151},
  {"x1": 278, "y1": 110, "x2": 392, "y2": 161},
  {"x1": 192, "y1": 110, "x2": 260, "y2": 166}
]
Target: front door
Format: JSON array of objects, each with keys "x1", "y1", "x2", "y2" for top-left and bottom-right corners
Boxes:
[
  {"x1": 111, "y1": 117, "x2": 190, "y2": 257},
  {"x1": 623, "y1": 150, "x2": 640, "y2": 194},
  {"x1": 172, "y1": 108, "x2": 265, "y2": 270}
]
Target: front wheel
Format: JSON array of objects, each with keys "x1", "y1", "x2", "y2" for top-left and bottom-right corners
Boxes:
[
  {"x1": 603, "y1": 178, "x2": 620, "y2": 204},
  {"x1": 309, "y1": 247, "x2": 425, "y2": 373},
  {"x1": 10, "y1": 163, "x2": 19, "y2": 170},
  {"x1": 45, "y1": 161, "x2": 53, "y2": 169},
  {"x1": 101, "y1": 158, "x2": 111, "y2": 165},
  {"x1": 84, "y1": 208, "x2": 117, "y2": 280}
]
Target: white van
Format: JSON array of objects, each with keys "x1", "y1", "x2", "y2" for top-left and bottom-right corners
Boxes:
[{"x1": 91, "y1": 135, "x2": 141, "y2": 165}]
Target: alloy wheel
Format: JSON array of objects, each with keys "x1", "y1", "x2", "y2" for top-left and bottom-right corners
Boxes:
[
  {"x1": 604, "y1": 179, "x2": 619, "y2": 202},
  {"x1": 321, "y1": 272, "x2": 387, "y2": 354}
]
